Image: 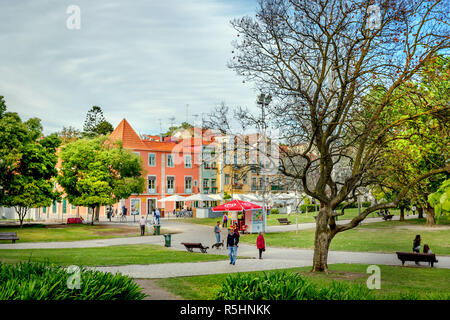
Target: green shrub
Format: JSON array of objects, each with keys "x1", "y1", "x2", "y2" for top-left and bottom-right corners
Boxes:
[
  {"x1": 0, "y1": 261, "x2": 146, "y2": 300},
  {"x1": 299, "y1": 204, "x2": 317, "y2": 213},
  {"x1": 215, "y1": 272, "x2": 373, "y2": 300},
  {"x1": 270, "y1": 208, "x2": 279, "y2": 215}
]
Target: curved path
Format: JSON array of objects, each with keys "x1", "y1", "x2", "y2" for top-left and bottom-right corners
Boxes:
[{"x1": 1, "y1": 215, "x2": 448, "y2": 279}]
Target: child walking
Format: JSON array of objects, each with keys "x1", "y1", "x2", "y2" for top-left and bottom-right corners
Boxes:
[{"x1": 256, "y1": 232, "x2": 265, "y2": 259}]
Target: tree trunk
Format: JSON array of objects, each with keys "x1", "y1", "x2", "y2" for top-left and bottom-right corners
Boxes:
[
  {"x1": 90, "y1": 207, "x2": 96, "y2": 225},
  {"x1": 312, "y1": 205, "x2": 334, "y2": 272},
  {"x1": 399, "y1": 207, "x2": 405, "y2": 222},
  {"x1": 95, "y1": 206, "x2": 100, "y2": 222},
  {"x1": 425, "y1": 204, "x2": 435, "y2": 226},
  {"x1": 418, "y1": 207, "x2": 424, "y2": 219}
]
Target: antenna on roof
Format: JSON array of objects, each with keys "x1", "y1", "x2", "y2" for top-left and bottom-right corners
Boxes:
[
  {"x1": 168, "y1": 116, "x2": 176, "y2": 128},
  {"x1": 157, "y1": 118, "x2": 162, "y2": 134}
]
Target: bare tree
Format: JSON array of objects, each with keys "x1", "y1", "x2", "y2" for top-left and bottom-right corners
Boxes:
[{"x1": 208, "y1": 0, "x2": 449, "y2": 271}]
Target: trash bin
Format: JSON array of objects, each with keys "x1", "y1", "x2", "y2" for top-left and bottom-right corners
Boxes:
[
  {"x1": 153, "y1": 225, "x2": 160, "y2": 235},
  {"x1": 164, "y1": 234, "x2": 171, "y2": 247}
]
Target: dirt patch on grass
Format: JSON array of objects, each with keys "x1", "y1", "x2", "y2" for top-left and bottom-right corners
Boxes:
[
  {"x1": 394, "y1": 225, "x2": 450, "y2": 231},
  {"x1": 298, "y1": 270, "x2": 367, "y2": 281},
  {"x1": 134, "y1": 279, "x2": 182, "y2": 300}
]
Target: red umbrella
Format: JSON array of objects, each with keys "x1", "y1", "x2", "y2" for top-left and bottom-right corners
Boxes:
[{"x1": 212, "y1": 199, "x2": 262, "y2": 212}]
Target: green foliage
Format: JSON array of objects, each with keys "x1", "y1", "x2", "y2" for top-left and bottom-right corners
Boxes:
[
  {"x1": 270, "y1": 208, "x2": 279, "y2": 214},
  {"x1": 82, "y1": 106, "x2": 113, "y2": 138},
  {"x1": 215, "y1": 272, "x2": 373, "y2": 300},
  {"x1": 0, "y1": 95, "x2": 6, "y2": 118},
  {"x1": 428, "y1": 179, "x2": 450, "y2": 220},
  {"x1": 57, "y1": 137, "x2": 145, "y2": 220},
  {"x1": 0, "y1": 102, "x2": 61, "y2": 225},
  {"x1": 0, "y1": 261, "x2": 146, "y2": 300},
  {"x1": 165, "y1": 122, "x2": 193, "y2": 137},
  {"x1": 300, "y1": 204, "x2": 317, "y2": 213},
  {"x1": 223, "y1": 191, "x2": 232, "y2": 200}
]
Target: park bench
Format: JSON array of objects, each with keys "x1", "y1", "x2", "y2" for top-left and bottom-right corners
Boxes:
[
  {"x1": 181, "y1": 242, "x2": 209, "y2": 253},
  {"x1": 396, "y1": 252, "x2": 438, "y2": 267},
  {"x1": 277, "y1": 218, "x2": 292, "y2": 225},
  {"x1": 382, "y1": 214, "x2": 393, "y2": 221},
  {"x1": 0, "y1": 232, "x2": 19, "y2": 243}
]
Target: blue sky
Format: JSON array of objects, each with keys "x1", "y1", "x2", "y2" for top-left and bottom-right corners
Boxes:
[{"x1": 0, "y1": 0, "x2": 258, "y2": 135}]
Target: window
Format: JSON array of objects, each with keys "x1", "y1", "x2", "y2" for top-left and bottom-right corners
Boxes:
[
  {"x1": 42, "y1": 206, "x2": 47, "y2": 213},
  {"x1": 71, "y1": 204, "x2": 76, "y2": 210},
  {"x1": 148, "y1": 153, "x2": 156, "y2": 167},
  {"x1": 211, "y1": 179, "x2": 217, "y2": 188},
  {"x1": 233, "y1": 173, "x2": 239, "y2": 184},
  {"x1": 148, "y1": 176, "x2": 156, "y2": 193},
  {"x1": 62, "y1": 199, "x2": 67, "y2": 214},
  {"x1": 203, "y1": 179, "x2": 209, "y2": 188},
  {"x1": 185, "y1": 155, "x2": 192, "y2": 168},
  {"x1": 185, "y1": 177, "x2": 192, "y2": 193},
  {"x1": 242, "y1": 174, "x2": 248, "y2": 185},
  {"x1": 52, "y1": 201, "x2": 57, "y2": 214},
  {"x1": 225, "y1": 174, "x2": 230, "y2": 185},
  {"x1": 167, "y1": 176, "x2": 175, "y2": 193},
  {"x1": 167, "y1": 154, "x2": 174, "y2": 167}
]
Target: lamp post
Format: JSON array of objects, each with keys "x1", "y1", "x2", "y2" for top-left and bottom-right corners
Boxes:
[{"x1": 256, "y1": 93, "x2": 272, "y2": 228}]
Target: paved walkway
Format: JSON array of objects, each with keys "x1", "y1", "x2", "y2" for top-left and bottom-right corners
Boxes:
[{"x1": 2, "y1": 214, "x2": 449, "y2": 279}]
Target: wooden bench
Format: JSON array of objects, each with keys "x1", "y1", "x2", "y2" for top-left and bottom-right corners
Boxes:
[
  {"x1": 0, "y1": 232, "x2": 19, "y2": 243},
  {"x1": 396, "y1": 252, "x2": 438, "y2": 267},
  {"x1": 382, "y1": 214, "x2": 393, "y2": 221},
  {"x1": 181, "y1": 242, "x2": 209, "y2": 253},
  {"x1": 277, "y1": 218, "x2": 292, "y2": 225}
]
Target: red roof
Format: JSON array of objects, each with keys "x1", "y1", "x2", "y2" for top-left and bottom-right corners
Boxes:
[{"x1": 110, "y1": 119, "x2": 147, "y2": 150}]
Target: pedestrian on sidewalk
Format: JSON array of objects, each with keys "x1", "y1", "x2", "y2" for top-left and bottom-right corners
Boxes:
[
  {"x1": 214, "y1": 221, "x2": 221, "y2": 244},
  {"x1": 226, "y1": 227, "x2": 239, "y2": 265},
  {"x1": 256, "y1": 232, "x2": 265, "y2": 259},
  {"x1": 139, "y1": 216, "x2": 146, "y2": 236},
  {"x1": 222, "y1": 213, "x2": 228, "y2": 228},
  {"x1": 155, "y1": 208, "x2": 161, "y2": 225}
]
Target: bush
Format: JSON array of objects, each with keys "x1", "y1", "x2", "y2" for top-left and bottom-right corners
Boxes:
[
  {"x1": 215, "y1": 272, "x2": 373, "y2": 300},
  {"x1": 299, "y1": 204, "x2": 317, "y2": 213},
  {"x1": 0, "y1": 261, "x2": 146, "y2": 300},
  {"x1": 270, "y1": 208, "x2": 279, "y2": 215}
]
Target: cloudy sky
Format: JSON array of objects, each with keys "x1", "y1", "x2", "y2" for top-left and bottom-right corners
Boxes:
[{"x1": 0, "y1": 0, "x2": 259, "y2": 135}]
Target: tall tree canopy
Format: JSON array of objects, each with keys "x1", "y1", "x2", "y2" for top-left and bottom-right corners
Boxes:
[
  {"x1": 82, "y1": 106, "x2": 114, "y2": 138},
  {"x1": 0, "y1": 100, "x2": 61, "y2": 226},
  {"x1": 57, "y1": 137, "x2": 146, "y2": 224},
  {"x1": 208, "y1": 0, "x2": 450, "y2": 271}
]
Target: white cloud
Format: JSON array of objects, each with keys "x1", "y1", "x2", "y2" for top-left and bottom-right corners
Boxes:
[{"x1": 0, "y1": 0, "x2": 259, "y2": 134}]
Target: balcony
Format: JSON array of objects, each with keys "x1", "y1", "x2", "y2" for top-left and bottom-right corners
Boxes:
[{"x1": 233, "y1": 183, "x2": 243, "y2": 190}]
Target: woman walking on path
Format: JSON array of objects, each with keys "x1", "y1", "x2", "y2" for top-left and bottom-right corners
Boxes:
[{"x1": 256, "y1": 232, "x2": 265, "y2": 259}]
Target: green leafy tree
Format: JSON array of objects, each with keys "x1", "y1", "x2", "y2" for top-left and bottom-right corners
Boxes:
[
  {"x1": 57, "y1": 126, "x2": 82, "y2": 144},
  {"x1": 371, "y1": 56, "x2": 449, "y2": 226},
  {"x1": 0, "y1": 104, "x2": 61, "y2": 226},
  {"x1": 428, "y1": 179, "x2": 450, "y2": 222},
  {"x1": 0, "y1": 96, "x2": 6, "y2": 118},
  {"x1": 82, "y1": 106, "x2": 114, "y2": 138},
  {"x1": 58, "y1": 137, "x2": 145, "y2": 225}
]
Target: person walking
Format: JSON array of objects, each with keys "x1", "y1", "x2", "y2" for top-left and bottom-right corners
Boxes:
[
  {"x1": 256, "y1": 232, "x2": 266, "y2": 259},
  {"x1": 139, "y1": 216, "x2": 146, "y2": 236},
  {"x1": 151, "y1": 209, "x2": 156, "y2": 224},
  {"x1": 214, "y1": 221, "x2": 221, "y2": 244},
  {"x1": 155, "y1": 208, "x2": 160, "y2": 225},
  {"x1": 226, "y1": 227, "x2": 239, "y2": 265},
  {"x1": 222, "y1": 213, "x2": 228, "y2": 228}
]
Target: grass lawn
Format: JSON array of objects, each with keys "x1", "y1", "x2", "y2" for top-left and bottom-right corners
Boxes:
[
  {"x1": 0, "y1": 223, "x2": 171, "y2": 243},
  {"x1": 155, "y1": 263, "x2": 450, "y2": 300},
  {"x1": 0, "y1": 244, "x2": 228, "y2": 266},
  {"x1": 176, "y1": 208, "x2": 400, "y2": 227},
  {"x1": 239, "y1": 219, "x2": 450, "y2": 255}
]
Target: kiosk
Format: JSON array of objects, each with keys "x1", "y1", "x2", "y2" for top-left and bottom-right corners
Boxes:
[{"x1": 212, "y1": 200, "x2": 266, "y2": 234}]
